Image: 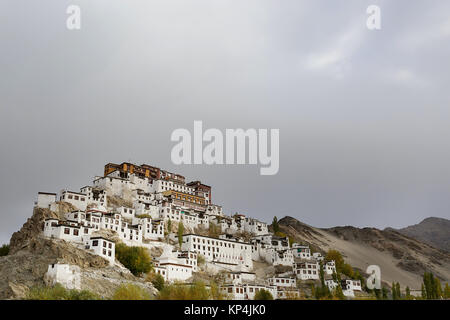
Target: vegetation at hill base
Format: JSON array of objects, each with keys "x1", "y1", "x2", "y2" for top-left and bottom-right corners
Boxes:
[
  {"x1": 27, "y1": 284, "x2": 100, "y2": 300},
  {"x1": 112, "y1": 283, "x2": 151, "y2": 300},
  {"x1": 156, "y1": 281, "x2": 226, "y2": 300}
]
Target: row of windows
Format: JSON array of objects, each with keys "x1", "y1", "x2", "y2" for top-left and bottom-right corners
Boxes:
[
  {"x1": 65, "y1": 194, "x2": 85, "y2": 201},
  {"x1": 191, "y1": 237, "x2": 249, "y2": 250}
]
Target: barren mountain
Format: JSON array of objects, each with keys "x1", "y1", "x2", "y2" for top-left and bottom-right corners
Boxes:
[
  {"x1": 386, "y1": 217, "x2": 450, "y2": 253},
  {"x1": 278, "y1": 216, "x2": 450, "y2": 290}
]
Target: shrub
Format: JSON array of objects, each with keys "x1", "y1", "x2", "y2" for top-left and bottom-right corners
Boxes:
[
  {"x1": 208, "y1": 223, "x2": 220, "y2": 238},
  {"x1": 0, "y1": 244, "x2": 9, "y2": 256},
  {"x1": 157, "y1": 281, "x2": 211, "y2": 300},
  {"x1": 112, "y1": 283, "x2": 151, "y2": 300},
  {"x1": 147, "y1": 272, "x2": 165, "y2": 291},
  {"x1": 178, "y1": 222, "x2": 184, "y2": 248},
  {"x1": 115, "y1": 243, "x2": 153, "y2": 276},
  {"x1": 27, "y1": 284, "x2": 100, "y2": 300},
  {"x1": 254, "y1": 289, "x2": 273, "y2": 300},
  {"x1": 197, "y1": 254, "x2": 205, "y2": 266}
]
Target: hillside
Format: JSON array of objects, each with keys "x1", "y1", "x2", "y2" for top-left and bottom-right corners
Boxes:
[
  {"x1": 278, "y1": 216, "x2": 450, "y2": 290},
  {"x1": 387, "y1": 217, "x2": 450, "y2": 253},
  {"x1": 0, "y1": 207, "x2": 157, "y2": 299}
]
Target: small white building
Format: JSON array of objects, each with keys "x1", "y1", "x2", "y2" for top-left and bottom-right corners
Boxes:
[
  {"x1": 291, "y1": 244, "x2": 311, "y2": 259},
  {"x1": 43, "y1": 218, "x2": 86, "y2": 242},
  {"x1": 325, "y1": 279, "x2": 339, "y2": 291},
  {"x1": 341, "y1": 279, "x2": 362, "y2": 297},
  {"x1": 86, "y1": 236, "x2": 115, "y2": 265},
  {"x1": 60, "y1": 190, "x2": 88, "y2": 211},
  {"x1": 154, "y1": 246, "x2": 193, "y2": 282},
  {"x1": 323, "y1": 260, "x2": 336, "y2": 275},
  {"x1": 220, "y1": 284, "x2": 278, "y2": 300},
  {"x1": 294, "y1": 260, "x2": 320, "y2": 280},
  {"x1": 44, "y1": 263, "x2": 81, "y2": 290},
  {"x1": 312, "y1": 252, "x2": 324, "y2": 261},
  {"x1": 224, "y1": 271, "x2": 256, "y2": 285},
  {"x1": 268, "y1": 276, "x2": 296, "y2": 289},
  {"x1": 36, "y1": 192, "x2": 57, "y2": 209}
]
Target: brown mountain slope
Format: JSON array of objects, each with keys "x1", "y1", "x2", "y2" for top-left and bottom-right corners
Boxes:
[
  {"x1": 278, "y1": 216, "x2": 450, "y2": 290},
  {"x1": 387, "y1": 217, "x2": 450, "y2": 253}
]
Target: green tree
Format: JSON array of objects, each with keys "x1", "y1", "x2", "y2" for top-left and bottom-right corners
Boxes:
[
  {"x1": 444, "y1": 283, "x2": 450, "y2": 299},
  {"x1": 254, "y1": 289, "x2": 273, "y2": 300},
  {"x1": 405, "y1": 286, "x2": 411, "y2": 300},
  {"x1": 391, "y1": 283, "x2": 398, "y2": 300},
  {"x1": 435, "y1": 277, "x2": 442, "y2": 299},
  {"x1": 178, "y1": 221, "x2": 184, "y2": 248},
  {"x1": 421, "y1": 283, "x2": 426, "y2": 299},
  {"x1": 382, "y1": 287, "x2": 388, "y2": 300},
  {"x1": 335, "y1": 286, "x2": 345, "y2": 300},
  {"x1": 319, "y1": 261, "x2": 325, "y2": 286},
  {"x1": 115, "y1": 243, "x2": 153, "y2": 276},
  {"x1": 422, "y1": 272, "x2": 441, "y2": 299},
  {"x1": 272, "y1": 217, "x2": 280, "y2": 234},
  {"x1": 325, "y1": 250, "x2": 354, "y2": 278},
  {"x1": 373, "y1": 288, "x2": 381, "y2": 300},
  {"x1": 0, "y1": 244, "x2": 9, "y2": 256},
  {"x1": 393, "y1": 282, "x2": 402, "y2": 300}
]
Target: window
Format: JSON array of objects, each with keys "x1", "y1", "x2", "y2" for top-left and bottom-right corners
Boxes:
[
  {"x1": 92, "y1": 240, "x2": 99, "y2": 247},
  {"x1": 64, "y1": 228, "x2": 70, "y2": 234},
  {"x1": 73, "y1": 229, "x2": 79, "y2": 236}
]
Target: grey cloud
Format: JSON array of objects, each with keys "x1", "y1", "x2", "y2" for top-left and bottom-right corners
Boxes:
[{"x1": 1, "y1": 0, "x2": 450, "y2": 244}]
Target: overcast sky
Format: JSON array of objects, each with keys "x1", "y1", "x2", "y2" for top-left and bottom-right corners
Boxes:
[{"x1": 1, "y1": 0, "x2": 450, "y2": 245}]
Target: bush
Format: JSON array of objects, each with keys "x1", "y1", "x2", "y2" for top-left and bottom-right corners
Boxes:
[
  {"x1": 112, "y1": 283, "x2": 151, "y2": 300},
  {"x1": 115, "y1": 243, "x2": 153, "y2": 276},
  {"x1": 197, "y1": 254, "x2": 205, "y2": 266},
  {"x1": 254, "y1": 289, "x2": 273, "y2": 300},
  {"x1": 0, "y1": 244, "x2": 9, "y2": 256},
  {"x1": 27, "y1": 284, "x2": 100, "y2": 300},
  {"x1": 157, "y1": 281, "x2": 211, "y2": 300},
  {"x1": 147, "y1": 272, "x2": 165, "y2": 291},
  {"x1": 208, "y1": 223, "x2": 220, "y2": 238}
]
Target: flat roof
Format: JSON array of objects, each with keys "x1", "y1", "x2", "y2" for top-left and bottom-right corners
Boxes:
[
  {"x1": 90, "y1": 236, "x2": 115, "y2": 242},
  {"x1": 38, "y1": 192, "x2": 57, "y2": 196}
]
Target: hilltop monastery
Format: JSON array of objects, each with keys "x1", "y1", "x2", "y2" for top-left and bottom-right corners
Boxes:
[{"x1": 37, "y1": 162, "x2": 361, "y2": 299}]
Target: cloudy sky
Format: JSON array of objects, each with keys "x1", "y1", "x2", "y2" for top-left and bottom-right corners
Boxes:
[{"x1": 1, "y1": 0, "x2": 450, "y2": 244}]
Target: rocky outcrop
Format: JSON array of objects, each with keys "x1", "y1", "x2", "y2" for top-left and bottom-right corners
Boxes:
[
  {"x1": 2, "y1": 206, "x2": 156, "y2": 300},
  {"x1": 9, "y1": 204, "x2": 75, "y2": 254}
]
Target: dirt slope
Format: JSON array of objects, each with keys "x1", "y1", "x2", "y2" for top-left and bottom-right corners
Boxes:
[{"x1": 279, "y1": 216, "x2": 450, "y2": 289}]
